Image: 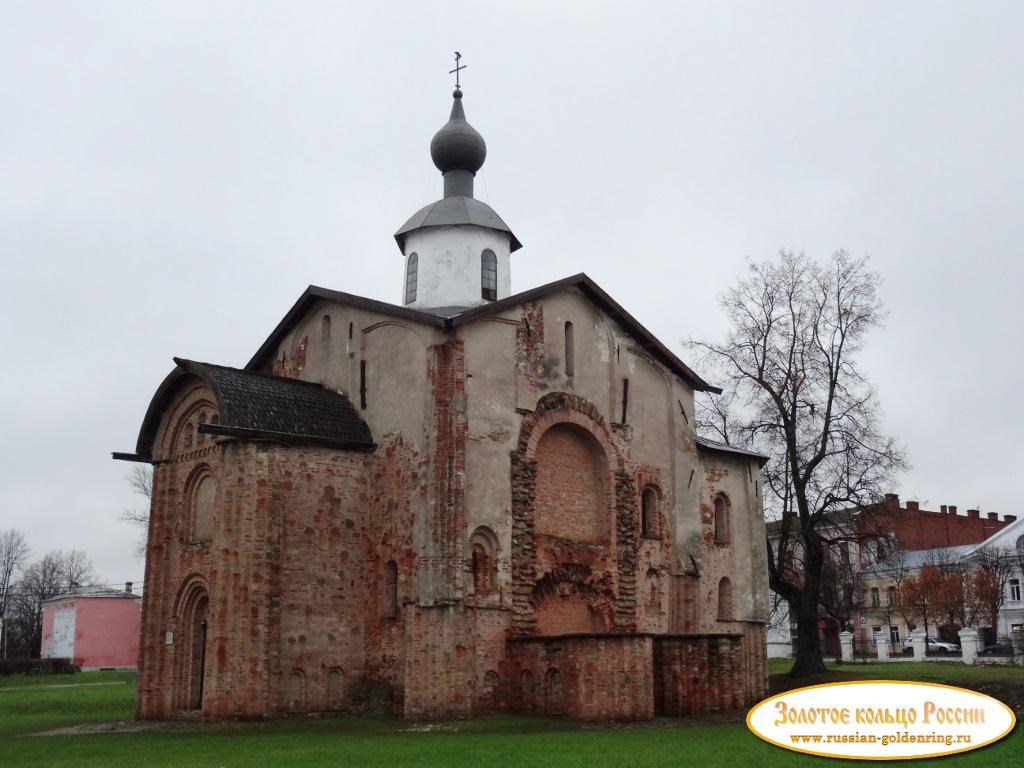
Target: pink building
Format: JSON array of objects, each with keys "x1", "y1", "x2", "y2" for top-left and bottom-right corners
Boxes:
[{"x1": 41, "y1": 583, "x2": 141, "y2": 670}]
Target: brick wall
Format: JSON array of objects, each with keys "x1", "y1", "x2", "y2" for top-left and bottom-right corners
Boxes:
[
  {"x1": 137, "y1": 378, "x2": 423, "y2": 718},
  {"x1": 510, "y1": 635, "x2": 654, "y2": 720},
  {"x1": 534, "y1": 424, "x2": 608, "y2": 542}
]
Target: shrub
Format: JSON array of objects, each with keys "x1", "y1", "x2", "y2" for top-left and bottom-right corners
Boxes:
[{"x1": 0, "y1": 657, "x2": 80, "y2": 677}]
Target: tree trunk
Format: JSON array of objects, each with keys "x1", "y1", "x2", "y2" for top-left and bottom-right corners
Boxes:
[
  {"x1": 789, "y1": 538, "x2": 827, "y2": 677},
  {"x1": 790, "y1": 581, "x2": 827, "y2": 676}
]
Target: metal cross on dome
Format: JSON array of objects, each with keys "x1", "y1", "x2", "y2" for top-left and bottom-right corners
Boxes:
[{"x1": 449, "y1": 51, "x2": 466, "y2": 90}]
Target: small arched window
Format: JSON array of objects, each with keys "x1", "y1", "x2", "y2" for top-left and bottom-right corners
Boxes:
[
  {"x1": 564, "y1": 321, "x2": 574, "y2": 377},
  {"x1": 714, "y1": 494, "x2": 731, "y2": 546},
  {"x1": 321, "y1": 314, "x2": 331, "y2": 342},
  {"x1": 384, "y1": 560, "x2": 398, "y2": 618},
  {"x1": 469, "y1": 526, "x2": 499, "y2": 597},
  {"x1": 481, "y1": 249, "x2": 497, "y2": 301},
  {"x1": 641, "y1": 486, "x2": 659, "y2": 538},
  {"x1": 405, "y1": 253, "x2": 418, "y2": 305},
  {"x1": 472, "y1": 544, "x2": 493, "y2": 595},
  {"x1": 718, "y1": 577, "x2": 733, "y2": 621}
]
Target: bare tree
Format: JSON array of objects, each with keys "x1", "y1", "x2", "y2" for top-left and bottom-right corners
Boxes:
[
  {"x1": 872, "y1": 546, "x2": 911, "y2": 640},
  {"x1": 692, "y1": 250, "x2": 906, "y2": 676},
  {"x1": 6, "y1": 550, "x2": 96, "y2": 658},
  {"x1": 120, "y1": 465, "x2": 152, "y2": 558},
  {"x1": 968, "y1": 546, "x2": 1016, "y2": 639},
  {"x1": 0, "y1": 529, "x2": 31, "y2": 658},
  {"x1": 897, "y1": 563, "x2": 945, "y2": 644}
]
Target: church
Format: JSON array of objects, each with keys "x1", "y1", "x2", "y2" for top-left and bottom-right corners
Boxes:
[{"x1": 115, "y1": 80, "x2": 770, "y2": 721}]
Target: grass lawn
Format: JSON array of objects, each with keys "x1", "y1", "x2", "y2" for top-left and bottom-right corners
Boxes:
[{"x1": 0, "y1": 663, "x2": 1021, "y2": 767}]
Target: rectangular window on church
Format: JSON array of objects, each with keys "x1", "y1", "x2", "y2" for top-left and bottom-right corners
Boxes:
[{"x1": 360, "y1": 360, "x2": 367, "y2": 409}]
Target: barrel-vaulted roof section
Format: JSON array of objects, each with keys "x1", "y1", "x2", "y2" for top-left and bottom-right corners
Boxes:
[{"x1": 116, "y1": 358, "x2": 374, "y2": 462}]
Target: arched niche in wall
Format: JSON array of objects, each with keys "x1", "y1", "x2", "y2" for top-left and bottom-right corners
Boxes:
[
  {"x1": 469, "y1": 526, "x2": 499, "y2": 597},
  {"x1": 717, "y1": 577, "x2": 733, "y2": 621},
  {"x1": 641, "y1": 486, "x2": 660, "y2": 539},
  {"x1": 185, "y1": 466, "x2": 217, "y2": 544},
  {"x1": 533, "y1": 423, "x2": 609, "y2": 542}
]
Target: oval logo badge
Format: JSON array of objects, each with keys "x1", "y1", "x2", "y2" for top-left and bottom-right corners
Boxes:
[{"x1": 746, "y1": 681, "x2": 1016, "y2": 760}]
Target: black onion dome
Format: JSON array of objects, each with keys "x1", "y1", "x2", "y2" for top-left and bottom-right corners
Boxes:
[{"x1": 430, "y1": 90, "x2": 487, "y2": 174}]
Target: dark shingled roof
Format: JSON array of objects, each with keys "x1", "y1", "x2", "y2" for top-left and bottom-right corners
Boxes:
[
  {"x1": 695, "y1": 435, "x2": 769, "y2": 466},
  {"x1": 120, "y1": 359, "x2": 374, "y2": 462}
]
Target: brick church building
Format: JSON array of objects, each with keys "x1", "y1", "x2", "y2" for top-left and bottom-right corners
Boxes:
[{"x1": 116, "y1": 84, "x2": 770, "y2": 721}]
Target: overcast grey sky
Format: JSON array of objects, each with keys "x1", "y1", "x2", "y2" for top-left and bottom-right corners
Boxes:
[{"x1": 2, "y1": 2, "x2": 1022, "y2": 587}]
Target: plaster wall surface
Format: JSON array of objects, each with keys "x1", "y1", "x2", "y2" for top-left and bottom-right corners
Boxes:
[
  {"x1": 42, "y1": 598, "x2": 141, "y2": 669},
  {"x1": 403, "y1": 226, "x2": 512, "y2": 310}
]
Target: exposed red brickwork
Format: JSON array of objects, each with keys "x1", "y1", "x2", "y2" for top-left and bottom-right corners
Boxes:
[
  {"x1": 428, "y1": 339, "x2": 467, "y2": 601},
  {"x1": 534, "y1": 423, "x2": 608, "y2": 542},
  {"x1": 137, "y1": 380, "x2": 423, "y2": 718},
  {"x1": 655, "y1": 634, "x2": 747, "y2": 715},
  {"x1": 510, "y1": 635, "x2": 654, "y2": 720},
  {"x1": 272, "y1": 335, "x2": 308, "y2": 378},
  {"x1": 515, "y1": 301, "x2": 546, "y2": 384},
  {"x1": 135, "y1": 296, "x2": 769, "y2": 723}
]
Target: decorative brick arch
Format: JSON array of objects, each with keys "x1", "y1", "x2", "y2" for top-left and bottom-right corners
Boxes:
[
  {"x1": 517, "y1": 392, "x2": 623, "y2": 472},
  {"x1": 510, "y1": 393, "x2": 638, "y2": 635},
  {"x1": 530, "y1": 564, "x2": 615, "y2": 634}
]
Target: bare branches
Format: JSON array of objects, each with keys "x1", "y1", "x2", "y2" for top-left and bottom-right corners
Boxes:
[
  {"x1": 120, "y1": 466, "x2": 153, "y2": 559},
  {"x1": 690, "y1": 250, "x2": 906, "y2": 676},
  {"x1": 127, "y1": 465, "x2": 152, "y2": 500},
  {"x1": 4, "y1": 549, "x2": 96, "y2": 657}
]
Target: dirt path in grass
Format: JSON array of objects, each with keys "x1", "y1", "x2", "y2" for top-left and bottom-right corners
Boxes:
[{"x1": 31, "y1": 720, "x2": 203, "y2": 736}]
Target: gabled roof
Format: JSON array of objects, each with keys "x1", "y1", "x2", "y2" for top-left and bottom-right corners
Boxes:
[
  {"x1": 696, "y1": 436, "x2": 769, "y2": 466},
  {"x1": 394, "y1": 196, "x2": 522, "y2": 252},
  {"x1": 117, "y1": 359, "x2": 375, "y2": 462},
  {"x1": 452, "y1": 274, "x2": 720, "y2": 393},
  {"x1": 247, "y1": 286, "x2": 446, "y2": 370},
  {"x1": 247, "y1": 274, "x2": 720, "y2": 393}
]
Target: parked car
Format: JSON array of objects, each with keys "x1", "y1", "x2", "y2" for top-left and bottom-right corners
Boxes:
[
  {"x1": 980, "y1": 641, "x2": 1013, "y2": 656},
  {"x1": 925, "y1": 638, "x2": 960, "y2": 652}
]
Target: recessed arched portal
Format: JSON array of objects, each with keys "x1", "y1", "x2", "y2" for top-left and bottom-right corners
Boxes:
[{"x1": 174, "y1": 579, "x2": 211, "y2": 711}]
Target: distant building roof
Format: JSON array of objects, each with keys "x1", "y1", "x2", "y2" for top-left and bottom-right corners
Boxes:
[
  {"x1": 765, "y1": 508, "x2": 857, "y2": 537},
  {"x1": 860, "y1": 545, "x2": 974, "y2": 577},
  {"x1": 43, "y1": 586, "x2": 141, "y2": 604}
]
